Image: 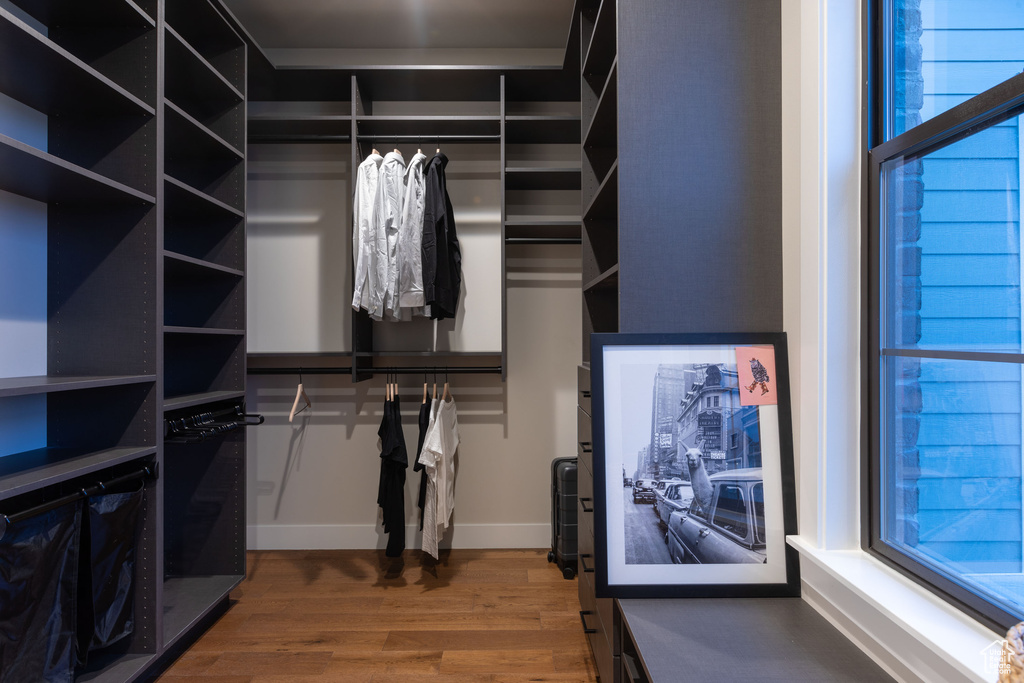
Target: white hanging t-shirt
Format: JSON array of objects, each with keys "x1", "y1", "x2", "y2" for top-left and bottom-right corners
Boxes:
[
  {"x1": 423, "y1": 395, "x2": 459, "y2": 530},
  {"x1": 418, "y1": 398, "x2": 441, "y2": 559}
]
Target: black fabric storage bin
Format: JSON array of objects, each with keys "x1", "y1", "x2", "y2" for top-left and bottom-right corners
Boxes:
[
  {"x1": 76, "y1": 480, "x2": 144, "y2": 666},
  {"x1": 0, "y1": 502, "x2": 82, "y2": 683}
]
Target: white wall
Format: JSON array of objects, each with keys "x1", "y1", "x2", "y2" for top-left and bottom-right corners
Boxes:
[
  {"x1": 245, "y1": 244, "x2": 581, "y2": 549},
  {"x1": 781, "y1": 1, "x2": 1003, "y2": 681}
]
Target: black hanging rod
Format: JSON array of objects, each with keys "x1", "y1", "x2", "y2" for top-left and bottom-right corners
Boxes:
[
  {"x1": 0, "y1": 464, "x2": 157, "y2": 540},
  {"x1": 356, "y1": 134, "x2": 501, "y2": 141},
  {"x1": 505, "y1": 237, "x2": 582, "y2": 244},
  {"x1": 247, "y1": 365, "x2": 502, "y2": 376}
]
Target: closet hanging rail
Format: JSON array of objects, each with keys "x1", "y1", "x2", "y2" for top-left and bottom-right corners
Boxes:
[
  {"x1": 247, "y1": 365, "x2": 502, "y2": 376},
  {"x1": 356, "y1": 134, "x2": 501, "y2": 142},
  {"x1": 505, "y1": 237, "x2": 582, "y2": 245},
  {"x1": 0, "y1": 464, "x2": 157, "y2": 541}
]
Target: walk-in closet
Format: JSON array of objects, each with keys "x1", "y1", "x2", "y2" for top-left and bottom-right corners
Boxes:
[{"x1": 0, "y1": 0, "x2": 989, "y2": 681}]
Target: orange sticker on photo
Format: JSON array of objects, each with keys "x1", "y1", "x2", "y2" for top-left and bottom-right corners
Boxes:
[{"x1": 735, "y1": 346, "x2": 777, "y2": 406}]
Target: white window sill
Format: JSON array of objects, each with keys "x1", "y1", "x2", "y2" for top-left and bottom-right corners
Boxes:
[{"x1": 788, "y1": 535, "x2": 1004, "y2": 683}]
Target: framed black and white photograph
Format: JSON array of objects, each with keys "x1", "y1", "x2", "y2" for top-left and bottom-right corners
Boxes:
[{"x1": 590, "y1": 332, "x2": 799, "y2": 598}]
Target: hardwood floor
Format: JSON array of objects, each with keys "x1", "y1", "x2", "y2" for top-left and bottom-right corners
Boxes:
[{"x1": 156, "y1": 549, "x2": 599, "y2": 682}]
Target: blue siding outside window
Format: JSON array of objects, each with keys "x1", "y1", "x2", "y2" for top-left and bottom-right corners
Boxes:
[{"x1": 879, "y1": 0, "x2": 1024, "y2": 622}]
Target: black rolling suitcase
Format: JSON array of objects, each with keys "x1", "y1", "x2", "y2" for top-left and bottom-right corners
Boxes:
[{"x1": 548, "y1": 456, "x2": 578, "y2": 579}]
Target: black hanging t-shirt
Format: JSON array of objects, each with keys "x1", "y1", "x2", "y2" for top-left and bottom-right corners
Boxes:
[
  {"x1": 413, "y1": 399, "x2": 431, "y2": 530},
  {"x1": 377, "y1": 394, "x2": 408, "y2": 557}
]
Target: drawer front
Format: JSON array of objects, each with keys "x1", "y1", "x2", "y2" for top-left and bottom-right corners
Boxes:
[
  {"x1": 577, "y1": 465, "x2": 594, "y2": 514},
  {"x1": 597, "y1": 596, "x2": 615, "y2": 652},
  {"x1": 579, "y1": 558, "x2": 597, "y2": 616},
  {"x1": 580, "y1": 571, "x2": 615, "y2": 678},
  {"x1": 578, "y1": 364, "x2": 591, "y2": 415},
  {"x1": 577, "y1": 406, "x2": 593, "y2": 475},
  {"x1": 588, "y1": 624, "x2": 616, "y2": 683}
]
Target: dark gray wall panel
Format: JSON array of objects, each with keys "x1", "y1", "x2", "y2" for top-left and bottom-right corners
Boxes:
[{"x1": 617, "y1": 0, "x2": 782, "y2": 334}]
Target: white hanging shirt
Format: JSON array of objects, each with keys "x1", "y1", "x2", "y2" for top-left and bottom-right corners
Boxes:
[
  {"x1": 418, "y1": 398, "x2": 441, "y2": 559},
  {"x1": 423, "y1": 395, "x2": 459, "y2": 530},
  {"x1": 351, "y1": 152, "x2": 383, "y2": 312},
  {"x1": 372, "y1": 151, "x2": 406, "y2": 321},
  {"x1": 398, "y1": 152, "x2": 427, "y2": 310}
]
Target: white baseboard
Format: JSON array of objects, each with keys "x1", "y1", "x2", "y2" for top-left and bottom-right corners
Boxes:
[{"x1": 247, "y1": 522, "x2": 551, "y2": 550}]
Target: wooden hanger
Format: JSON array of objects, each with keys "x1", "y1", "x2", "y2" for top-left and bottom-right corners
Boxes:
[
  {"x1": 432, "y1": 370, "x2": 438, "y2": 400},
  {"x1": 289, "y1": 369, "x2": 311, "y2": 423},
  {"x1": 422, "y1": 372, "x2": 428, "y2": 404},
  {"x1": 442, "y1": 367, "x2": 450, "y2": 401}
]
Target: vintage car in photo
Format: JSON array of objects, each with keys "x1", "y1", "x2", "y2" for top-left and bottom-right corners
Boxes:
[
  {"x1": 631, "y1": 478, "x2": 657, "y2": 504},
  {"x1": 655, "y1": 481, "x2": 693, "y2": 528},
  {"x1": 666, "y1": 468, "x2": 766, "y2": 564}
]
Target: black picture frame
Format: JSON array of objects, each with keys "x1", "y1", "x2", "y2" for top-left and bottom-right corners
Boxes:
[{"x1": 591, "y1": 332, "x2": 799, "y2": 598}]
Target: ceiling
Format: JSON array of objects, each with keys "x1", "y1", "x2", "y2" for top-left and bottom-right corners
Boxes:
[{"x1": 221, "y1": 0, "x2": 576, "y2": 68}]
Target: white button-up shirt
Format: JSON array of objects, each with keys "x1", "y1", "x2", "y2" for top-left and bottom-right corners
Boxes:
[
  {"x1": 351, "y1": 152, "x2": 383, "y2": 312},
  {"x1": 398, "y1": 152, "x2": 427, "y2": 310},
  {"x1": 373, "y1": 151, "x2": 406, "y2": 321}
]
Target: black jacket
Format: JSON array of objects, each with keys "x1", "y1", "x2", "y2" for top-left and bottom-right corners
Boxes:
[{"x1": 421, "y1": 153, "x2": 462, "y2": 320}]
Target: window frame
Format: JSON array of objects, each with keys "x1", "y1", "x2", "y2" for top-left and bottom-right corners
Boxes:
[{"x1": 864, "y1": 0, "x2": 1024, "y2": 632}]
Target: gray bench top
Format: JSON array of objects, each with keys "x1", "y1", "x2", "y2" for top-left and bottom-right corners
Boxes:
[{"x1": 617, "y1": 598, "x2": 895, "y2": 682}]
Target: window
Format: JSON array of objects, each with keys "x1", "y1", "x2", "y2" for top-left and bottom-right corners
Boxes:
[
  {"x1": 712, "y1": 484, "x2": 748, "y2": 540},
  {"x1": 869, "y1": 0, "x2": 1024, "y2": 630}
]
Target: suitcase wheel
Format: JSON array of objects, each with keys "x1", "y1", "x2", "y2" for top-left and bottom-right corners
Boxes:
[
  {"x1": 562, "y1": 565, "x2": 576, "y2": 580},
  {"x1": 547, "y1": 551, "x2": 555, "y2": 563}
]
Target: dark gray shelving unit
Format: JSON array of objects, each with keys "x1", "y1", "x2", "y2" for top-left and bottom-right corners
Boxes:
[
  {"x1": 247, "y1": 102, "x2": 351, "y2": 141},
  {"x1": 0, "y1": 5, "x2": 155, "y2": 115},
  {"x1": 347, "y1": 72, "x2": 508, "y2": 380},
  {"x1": 163, "y1": 175, "x2": 244, "y2": 271},
  {"x1": 574, "y1": 1, "x2": 784, "y2": 679},
  {"x1": 0, "y1": 0, "x2": 161, "y2": 679},
  {"x1": 159, "y1": 0, "x2": 247, "y2": 660},
  {"x1": 240, "y1": 22, "x2": 583, "y2": 379},
  {"x1": 0, "y1": 132, "x2": 156, "y2": 203},
  {"x1": 504, "y1": 61, "x2": 582, "y2": 248},
  {"x1": 227, "y1": 0, "x2": 594, "y2": 377},
  {"x1": 0, "y1": 0, "x2": 246, "y2": 679}
]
